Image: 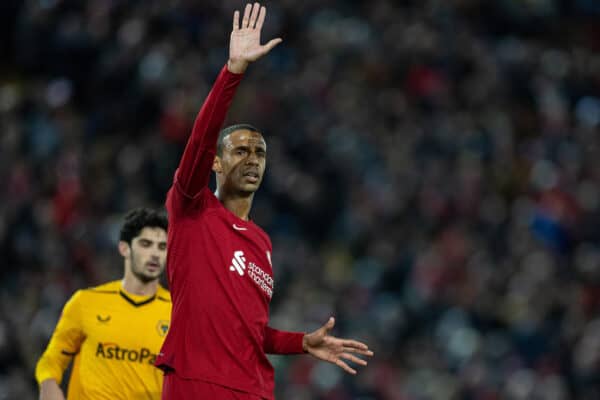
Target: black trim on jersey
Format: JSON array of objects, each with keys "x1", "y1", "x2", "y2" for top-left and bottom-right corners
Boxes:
[
  {"x1": 157, "y1": 296, "x2": 171, "y2": 302},
  {"x1": 119, "y1": 291, "x2": 156, "y2": 307},
  {"x1": 61, "y1": 350, "x2": 78, "y2": 356},
  {"x1": 88, "y1": 289, "x2": 119, "y2": 294}
]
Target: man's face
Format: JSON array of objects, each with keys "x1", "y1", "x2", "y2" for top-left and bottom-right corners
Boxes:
[
  {"x1": 124, "y1": 227, "x2": 167, "y2": 283},
  {"x1": 215, "y1": 129, "x2": 267, "y2": 194}
]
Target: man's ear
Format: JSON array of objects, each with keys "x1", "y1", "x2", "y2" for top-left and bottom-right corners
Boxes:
[
  {"x1": 212, "y1": 156, "x2": 223, "y2": 173},
  {"x1": 118, "y1": 241, "x2": 130, "y2": 258}
]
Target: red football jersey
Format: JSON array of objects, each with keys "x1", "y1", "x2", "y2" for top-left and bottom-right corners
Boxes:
[{"x1": 155, "y1": 65, "x2": 304, "y2": 400}]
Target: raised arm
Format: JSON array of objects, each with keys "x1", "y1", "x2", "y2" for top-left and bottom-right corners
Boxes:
[
  {"x1": 174, "y1": 2, "x2": 282, "y2": 198},
  {"x1": 36, "y1": 293, "x2": 85, "y2": 400}
]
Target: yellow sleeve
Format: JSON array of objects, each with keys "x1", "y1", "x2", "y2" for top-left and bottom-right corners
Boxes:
[{"x1": 35, "y1": 291, "x2": 86, "y2": 386}]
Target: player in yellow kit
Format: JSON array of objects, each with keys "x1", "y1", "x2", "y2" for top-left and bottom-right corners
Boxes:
[{"x1": 35, "y1": 207, "x2": 170, "y2": 400}]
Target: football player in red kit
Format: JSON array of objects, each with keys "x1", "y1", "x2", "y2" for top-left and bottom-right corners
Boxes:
[{"x1": 156, "y1": 3, "x2": 373, "y2": 399}]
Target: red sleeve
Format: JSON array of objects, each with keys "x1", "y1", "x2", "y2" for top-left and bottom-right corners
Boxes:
[
  {"x1": 263, "y1": 326, "x2": 305, "y2": 355},
  {"x1": 174, "y1": 65, "x2": 244, "y2": 199}
]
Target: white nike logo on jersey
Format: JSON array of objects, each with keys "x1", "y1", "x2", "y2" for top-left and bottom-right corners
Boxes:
[{"x1": 232, "y1": 224, "x2": 247, "y2": 231}]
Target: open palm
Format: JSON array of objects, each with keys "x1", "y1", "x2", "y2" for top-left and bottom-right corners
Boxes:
[
  {"x1": 303, "y1": 317, "x2": 373, "y2": 375},
  {"x1": 229, "y1": 3, "x2": 282, "y2": 72}
]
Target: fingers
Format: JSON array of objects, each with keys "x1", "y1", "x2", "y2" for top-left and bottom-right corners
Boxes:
[
  {"x1": 343, "y1": 346, "x2": 374, "y2": 357},
  {"x1": 333, "y1": 352, "x2": 369, "y2": 375},
  {"x1": 262, "y1": 38, "x2": 282, "y2": 53},
  {"x1": 240, "y1": 3, "x2": 266, "y2": 30},
  {"x1": 233, "y1": 10, "x2": 240, "y2": 31},
  {"x1": 335, "y1": 359, "x2": 357, "y2": 375},
  {"x1": 314, "y1": 316, "x2": 335, "y2": 338},
  {"x1": 325, "y1": 316, "x2": 335, "y2": 331},
  {"x1": 242, "y1": 3, "x2": 252, "y2": 28},
  {"x1": 340, "y1": 352, "x2": 368, "y2": 366},
  {"x1": 341, "y1": 339, "x2": 370, "y2": 351},
  {"x1": 255, "y1": 6, "x2": 266, "y2": 30},
  {"x1": 248, "y1": 2, "x2": 261, "y2": 28}
]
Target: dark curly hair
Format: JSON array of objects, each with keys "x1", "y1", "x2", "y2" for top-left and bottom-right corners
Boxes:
[{"x1": 119, "y1": 208, "x2": 168, "y2": 244}]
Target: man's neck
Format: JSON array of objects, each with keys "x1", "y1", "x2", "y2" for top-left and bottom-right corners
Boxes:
[
  {"x1": 218, "y1": 191, "x2": 254, "y2": 220},
  {"x1": 121, "y1": 275, "x2": 158, "y2": 297}
]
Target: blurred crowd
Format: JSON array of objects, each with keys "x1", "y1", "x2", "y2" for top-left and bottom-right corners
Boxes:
[{"x1": 1, "y1": 0, "x2": 600, "y2": 399}]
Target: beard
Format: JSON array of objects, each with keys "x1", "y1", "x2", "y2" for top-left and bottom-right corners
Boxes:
[
  {"x1": 130, "y1": 254, "x2": 162, "y2": 283},
  {"x1": 131, "y1": 268, "x2": 159, "y2": 283},
  {"x1": 224, "y1": 175, "x2": 260, "y2": 196}
]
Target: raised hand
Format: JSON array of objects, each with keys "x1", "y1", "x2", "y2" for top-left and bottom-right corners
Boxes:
[
  {"x1": 228, "y1": 2, "x2": 282, "y2": 74},
  {"x1": 302, "y1": 317, "x2": 374, "y2": 375}
]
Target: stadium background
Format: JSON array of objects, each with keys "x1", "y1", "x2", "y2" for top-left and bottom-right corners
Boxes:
[{"x1": 1, "y1": 0, "x2": 600, "y2": 398}]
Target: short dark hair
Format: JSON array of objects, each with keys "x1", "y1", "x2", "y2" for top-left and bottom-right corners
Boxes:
[
  {"x1": 119, "y1": 208, "x2": 168, "y2": 244},
  {"x1": 217, "y1": 124, "x2": 261, "y2": 156}
]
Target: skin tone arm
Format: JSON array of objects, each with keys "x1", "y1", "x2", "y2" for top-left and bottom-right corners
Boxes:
[{"x1": 39, "y1": 379, "x2": 65, "y2": 400}]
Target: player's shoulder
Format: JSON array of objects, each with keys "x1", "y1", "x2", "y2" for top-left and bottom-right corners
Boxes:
[
  {"x1": 65, "y1": 281, "x2": 120, "y2": 308},
  {"x1": 167, "y1": 179, "x2": 213, "y2": 216},
  {"x1": 156, "y1": 285, "x2": 171, "y2": 303},
  {"x1": 80, "y1": 280, "x2": 121, "y2": 297},
  {"x1": 250, "y1": 222, "x2": 272, "y2": 247}
]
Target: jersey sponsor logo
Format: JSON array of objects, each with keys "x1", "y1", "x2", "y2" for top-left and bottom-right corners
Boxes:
[
  {"x1": 97, "y1": 314, "x2": 111, "y2": 323},
  {"x1": 247, "y1": 262, "x2": 274, "y2": 298},
  {"x1": 156, "y1": 320, "x2": 169, "y2": 337},
  {"x1": 96, "y1": 342, "x2": 157, "y2": 364},
  {"x1": 232, "y1": 223, "x2": 248, "y2": 231},
  {"x1": 228, "y1": 251, "x2": 274, "y2": 298},
  {"x1": 229, "y1": 250, "x2": 247, "y2": 275}
]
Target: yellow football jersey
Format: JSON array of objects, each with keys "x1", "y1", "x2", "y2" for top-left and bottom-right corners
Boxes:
[{"x1": 35, "y1": 281, "x2": 171, "y2": 399}]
